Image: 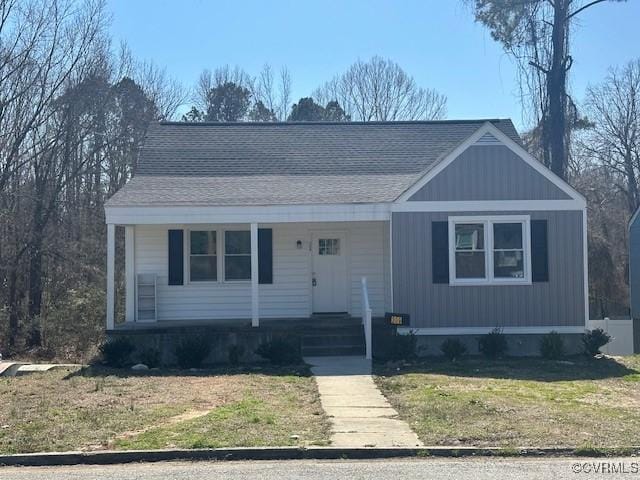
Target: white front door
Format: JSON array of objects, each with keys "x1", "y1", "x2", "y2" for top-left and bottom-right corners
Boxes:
[{"x1": 312, "y1": 233, "x2": 348, "y2": 313}]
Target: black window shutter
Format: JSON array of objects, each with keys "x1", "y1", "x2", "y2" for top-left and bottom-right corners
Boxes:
[
  {"x1": 168, "y1": 229, "x2": 184, "y2": 286},
  {"x1": 258, "y1": 228, "x2": 273, "y2": 284},
  {"x1": 432, "y1": 221, "x2": 449, "y2": 284},
  {"x1": 531, "y1": 220, "x2": 549, "y2": 282}
]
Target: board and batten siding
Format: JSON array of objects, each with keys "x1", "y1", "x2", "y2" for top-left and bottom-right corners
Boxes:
[
  {"x1": 408, "y1": 145, "x2": 571, "y2": 201},
  {"x1": 392, "y1": 211, "x2": 585, "y2": 328},
  {"x1": 134, "y1": 221, "x2": 389, "y2": 321}
]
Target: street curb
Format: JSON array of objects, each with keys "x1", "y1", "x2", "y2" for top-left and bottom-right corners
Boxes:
[{"x1": 1, "y1": 446, "x2": 639, "y2": 467}]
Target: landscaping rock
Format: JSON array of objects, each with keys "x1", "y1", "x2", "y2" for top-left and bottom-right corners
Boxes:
[{"x1": 131, "y1": 363, "x2": 149, "y2": 371}]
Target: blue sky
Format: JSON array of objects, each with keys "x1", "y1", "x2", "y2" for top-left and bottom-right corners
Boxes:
[{"x1": 107, "y1": 0, "x2": 638, "y2": 131}]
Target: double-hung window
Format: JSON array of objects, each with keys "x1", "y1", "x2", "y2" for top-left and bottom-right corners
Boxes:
[
  {"x1": 224, "y1": 230, "x2": 251, "y2": 281},
  {"x1": 449, "y1": 216, "x2": 531, "y2": 285},
  {"x1": 190, "y1": 231, "x2": 217, "y2": 281},
  {"x1": 493, "y1": 222, "x2": 525, "y2": 280},
  {"x1": 188, "y1": 229, "x2": 254, "y2": 282}
]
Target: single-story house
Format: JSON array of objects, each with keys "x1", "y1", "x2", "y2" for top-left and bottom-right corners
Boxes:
[{"x1": 104, "y1": 119, "x2": 588, "y2": 357}]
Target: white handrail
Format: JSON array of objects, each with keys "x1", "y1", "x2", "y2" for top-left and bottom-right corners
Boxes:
[{"x1": 361, "y1": 277, "x2": 372, "y2": 360}]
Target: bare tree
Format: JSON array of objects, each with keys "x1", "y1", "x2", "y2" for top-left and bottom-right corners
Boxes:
[
  {"x1": 115, "y1": 43, "x2": 187, "y2": 120},
  {"x1": 251, "y1": 64, "x2": 292, "y2": 121},
  {"x1": 584, "y1": 60, "x2": 640, "y2": 214},
  {"x1": 253, "y1": 64, "x2": 276, "y2": 118},
  {"x1": 0, "y1": 0, "x2": 108, "y2": 346},
  {"x1": 572, "y1": 163, "x2": 630, "y2": 317},
  {"x1": 467, "y1": 0, "x2": 627, "y2": 180},
  {"x1": 278, "y1": 67, "x2": 292, "y2": 121},
  {"x1": 313, "y1": 56, "x2": 446, "y2": 121},
  {"x1": 194, "y1": 65, "x2": 252, "y2": 113},
  {"x1": 0, "y1": 0, "x2": 167, "y2": 353},
  {"x1": 134, "y1": 61, "x2": 188, "y2": 120}
]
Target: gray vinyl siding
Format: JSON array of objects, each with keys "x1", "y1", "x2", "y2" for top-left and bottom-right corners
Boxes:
[
  {"x1": 630, "y1": 214, "x2": 640, "y2": 318},
  {"x1": 392, "y1": 210, "x2": 585, "y2": 328},
  {"x1": 409, "y1": 145, "x2": 571, "y2": 201}
]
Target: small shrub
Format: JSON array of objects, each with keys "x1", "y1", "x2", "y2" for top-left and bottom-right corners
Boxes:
[
  {"x1": 228, "y1": 344, "x2": 245, "y2": 365},
  {"x1": 99, "y1": 337, "x2": 135, "y2": 367},
  {"x1": 582, "y1": 328, "x2": 612, "y2": 356},
  {"x1": 539, "y1": 331, "x2": 565, "y2": 359},
  {"x1": 138, "y1": 347, "x2": 161, "y2": 368},
  {"x1": 380, "y1": 331, "x2": 417, "y2": 361},
  {"x1": 478, "y1": 327, "x2": 508, "y2": 359},
  {"x1": 174, "y1": 336, "x2": 211, "y2": 369},
  {"x1": 255, "y1": 337, "x2": 301, "y2": 365},
  {"x1": 440, "y1": 338, "x2": 467, "y2": 361}
]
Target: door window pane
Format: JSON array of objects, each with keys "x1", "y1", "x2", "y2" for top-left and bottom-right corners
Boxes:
[{"x1": 319, "y1": 238, "x2": 340, "y2": 255}]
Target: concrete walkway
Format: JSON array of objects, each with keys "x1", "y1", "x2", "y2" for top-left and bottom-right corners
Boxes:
[{"x1": 306, "y1": 356, "x2": 423, "y2": 448}]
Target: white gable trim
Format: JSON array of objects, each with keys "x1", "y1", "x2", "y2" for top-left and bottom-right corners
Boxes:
[
  {"x1": 392, "y1": 200, "x2": 584, "y2": 212},
  {"x1": 395, "y1": 122, "x2": 586, "y2": 205}
]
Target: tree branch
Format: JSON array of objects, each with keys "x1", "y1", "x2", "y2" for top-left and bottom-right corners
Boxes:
[
  {"x1": 529, "y1": 60, "x2": 549, "y2": 74},
  {"x1": 567, "y1": 0, "x2": 609, "y2": 20}
]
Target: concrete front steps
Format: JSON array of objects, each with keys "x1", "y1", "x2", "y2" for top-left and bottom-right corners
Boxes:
[{"x1": 301, "y1": 322, "x2": 365, "y2": 357}]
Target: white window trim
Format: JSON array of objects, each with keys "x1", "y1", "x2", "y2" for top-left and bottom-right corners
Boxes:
[
  {"x1": 187, "y1": 228, "x2": 221, "y2": 284},
  {"x1": 185, "y1": 226, "x2": 253, "y2": 284},
  {"x1": 448, "y1": 215, "x2": 532, "y2": 286}
]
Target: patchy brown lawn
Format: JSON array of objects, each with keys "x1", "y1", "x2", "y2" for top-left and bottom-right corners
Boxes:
[
  {"x1": 0, "y1": 366, "x2": 330, "y2": 454},
  {"x1": 375, "y1": 355, "x2": 640, "y2": 449}
]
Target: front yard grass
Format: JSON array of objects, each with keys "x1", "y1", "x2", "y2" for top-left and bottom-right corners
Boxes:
[
  {"x1": 0, "y1": 365, "x2": 330, "y2": 454},
  {"x1": 375, "y1": 355, "x2": 640, "y2": 449}
]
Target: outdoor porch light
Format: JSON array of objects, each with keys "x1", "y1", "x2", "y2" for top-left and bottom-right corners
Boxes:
[{"x1": 296, "y1": 240, "x2": 303, "y2": 249}]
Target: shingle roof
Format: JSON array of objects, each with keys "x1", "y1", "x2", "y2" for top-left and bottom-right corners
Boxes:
[{"x1": 106, "y1": 119, "x2": 521, "y2": 207}]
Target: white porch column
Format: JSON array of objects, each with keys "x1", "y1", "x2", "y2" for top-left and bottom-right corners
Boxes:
[
  {"x1": 124, "y1": 225, "x2": 135, "y2": 323},
  {"x1": 389, "y1": 216, "x2": 394, "y2": 311},
  {"x1": 251, "y1": 222, "x2": 259, "y2": 327},
  {"x1": 106, "y1": 223, "x2": 115, "y2": 330}
]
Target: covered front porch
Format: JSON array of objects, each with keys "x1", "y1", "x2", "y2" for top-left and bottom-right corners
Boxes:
[{"x1": 105, "y1": 204, "x2": 392, "y2": 335}]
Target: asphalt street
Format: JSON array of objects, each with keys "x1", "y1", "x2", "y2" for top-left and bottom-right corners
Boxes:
[{"x1": 1, "y1": 458, "x2": 638, "y2": 479}]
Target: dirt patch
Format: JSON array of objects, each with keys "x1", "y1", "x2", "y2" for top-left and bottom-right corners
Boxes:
[{"x1": 0, "y1": 366, "x2": 330, "y2": 454}]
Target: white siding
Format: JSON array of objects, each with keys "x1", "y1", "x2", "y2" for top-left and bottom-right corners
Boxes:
[{"x1": 133, "y1": 221, "x2": 388, "y2": 321}]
